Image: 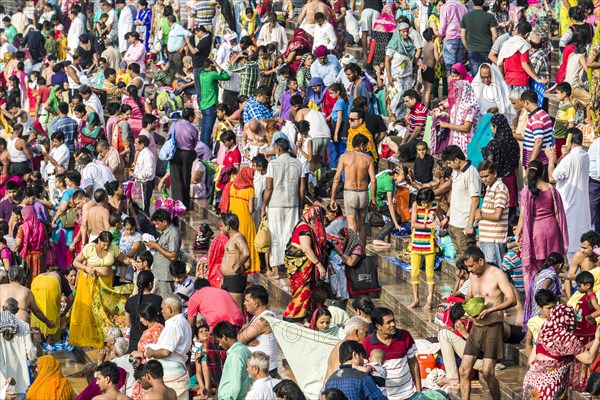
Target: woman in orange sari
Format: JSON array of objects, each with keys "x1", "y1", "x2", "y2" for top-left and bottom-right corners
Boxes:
[
  {"x1": 13, "y1": 205, "x2": 46, "y2": 286},
  {"x1": 26, "y1": 355, "x2": 76, "y2": 400}
]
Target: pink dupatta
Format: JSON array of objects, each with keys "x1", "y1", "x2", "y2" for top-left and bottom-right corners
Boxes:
[{"x1": 20, "y1": 206, "x2": 45, "y2": 259}]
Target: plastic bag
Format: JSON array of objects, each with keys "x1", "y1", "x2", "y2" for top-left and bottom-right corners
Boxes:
[
  {"x1": 254, "y1": 219, "x2": 271, "y2": 253},
  {"x1": 155, "y1": 197, "x2": 187, "y2": 219},
  {"x1": 130, "y1": 180, "x2": 145, "y2": 209}
]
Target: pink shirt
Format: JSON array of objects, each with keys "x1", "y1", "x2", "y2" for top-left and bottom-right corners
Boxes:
[
  {"x1": 188, "y1": 287, "x2": 244, "y2": 331},
  {"x1": 139, "y1": 128, "x2": 158, "y2": 161},
  {"x1": 439, "y1": 0, "x2": 468, "y2": 40},
  {"x1": 123, "y1": 41, "x2": 147, "y2": 74}
]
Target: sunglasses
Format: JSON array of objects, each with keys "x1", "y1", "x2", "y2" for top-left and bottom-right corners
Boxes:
[{"x1": 349, "y1": 117, "x2": 360, "y2": 121}]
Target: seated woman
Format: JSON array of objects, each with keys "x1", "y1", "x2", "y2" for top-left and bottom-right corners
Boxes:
[{"x1": 25, "y1": 355, "x2": 76, "y2": 400}]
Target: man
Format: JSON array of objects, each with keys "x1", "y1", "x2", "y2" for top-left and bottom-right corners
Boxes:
[
  {"x1": 116, "y1": 0, "x2": 135, "y2": 53},
  {"x1": 295, "y1": 108, "x2": 330, "y2": 162},
  {"x1": 42, "y1": 131, "x2": 70, "y2": 204},
  {"x1": 217, "y1": 34, "x2": 245, "y2": 104},
  {"x1": 22, "y1": 24, "x2": 46, "y2": 64},
  {"x1": 79, "y1": 85, "x2": 104, "y2": 122},
  {"x1": 313, "y1": 12, "x2": 337, "y2": 51},
  {"x1": 52, "y1": 102, "x2": 77, "y2": 152},
  {"x1": 169, "y1": 108, "x2": 198, "y2": 208},
  {"x1": 94, "y1": 361, "x2": 132, "y2": 400},
  {"x1": 167, "y1": 15, "x2": 192, "y2": 78},
  {"x1": 471, "y1": 63, "x2": 516, "y2": 120},
  {"x1": 346, "y1": 109, "x2": 378, "y2": 160},
  {"x1": 521, "y1": 89, "x2": 552, "y2": 168},
  {"x1": 187, "y1": 278, "x2": 244, "y2": 331},
  {"x1": 529, "y1": 33, "x2": 550, "y2": 84},
  {"x1": 169, "y1": 260, "x2": 195, "y2": 317},
  {"x1": 246, "y1": 351, "x2": 280, "y2": 399},
  {"x1": 346, "y1": 63, "x2": 371, "y2": 111},
  {"x1": 134, "y1": 360, "x2": 177, "y2": 400},
  {"x1": 590, "y1": 134, "x2": 600, "y2": 233},
  {"x1": 564, "y1": 231, "x2": 600, "y2": 298},
  {"x1": 0, "y1": 181, "x2": 19, "y2": 221},
  {"x1": 547, "y1": 128, "x2": 591, "y2": 261},
  {"x1": 72, "y1": 190, "x2": 96, "y2": 247},
  {"x1": 147, "y1": 209, "x2": 182, "y2": 295},
  {"x1": 67, "y1": 9, "x2": 84, "y2": 57},
  {"x1": 0, "y1": 298, "x2": 37, "y2": 399},
  {"x1": 325, "y1": 341, "x2": 386, "y2": 400},
  {"x1": 257, "y1": 13, "x2": 288, "y2": 52},
  {"x1": 261, "y1": 138, "x2": 303, "y2": 270},
  {"x1": 123, "y1": 32, "x2": 147, "y2": 76},
  {"x1": 324, "y1": 316, "x2": 370, "y2": 383},
  {"x1": 85, "y1": 189, "x2": 111, "y2": 243},
  {"x1": 79, "y1": 154, "x2": 111, "y2": 197},
  {"x1": 238, "y1": 285, "x2": 278, "y2": 377},
  {"x1": 354, "y1": 97, "x2": 387, "y2": 144},
  {"x1": 461, "y1": 0, "x2": 497, "y2": 76},
  {"x1": 441, "y1": 145, "x2": 481, "y2": 259},
  {"x1": 220, "y1": 213, "x2": 250, "y2": 312},
  {"x1": 100, "y1": 1, "x2": 116, "y2": 42},
  {"x1": 458, "y1": 246, "x2": 516, "y2": 400},
  {"x1": 199, "y1": 59, "x2": 230, "y2": 146},
  {"x1": 388, "y1": 89, "x2": 428, "y2": 161},
  {"x1": 331, "y1": 133, "x2": 377, "y2": 245},
  {"x1": 144, "y1": 294, "x2": 192, "y2": 400},
  {"x1": 0, "y1": 266, "x2": 55, "y2": 327},
  {"x1": 228, "y1": 51, "x2": 260, "y2": 98},
  {"x1": 8, "y1": 124, "x2": 32, "y2": 177},
  {"x1": 488, "y1": 28, "x2": 512, "y2": 65},
  {"x1": 188, "y1": 0, "x2": 216, "y2": 32},
  {"x1": 475, "y1": 160, "x2": 510, "y2": 267},
  {"x1": 186, "y1": 25, "x2": 212, "y2": 103},
  {"x1": 310, "y1": 45, "x2": 342, "y2": 87},
  {"x1": 213, "y1": 321, "x2": 252, "y2": 399},
  {"x1": 97, "y1": 140, "x2": 124, "y2": 182},
  {"x1": 363, "y1": 308, "x2": 421, "y2": 399},
  {"x1": 0, "y1": 33, "x2": 17, "y2": 60},
  {"x1": 132, "y1": 135, "x2": 156, "y2": 214},
  {"x1": 243, "y1": 86, "x2": 274, "y2": 122},
  {"x1": 439, "y1": 0, "x2": 467, "y2": 74},
  {"x1": 498, "y1": 22, "x2": 547, "y2": 92},
  {"x1": 2, "y1": 18, "x2": 17, "y2": 44}
]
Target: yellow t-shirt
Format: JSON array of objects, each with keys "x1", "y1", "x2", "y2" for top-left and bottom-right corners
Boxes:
[
  {"x1": 527, "y1": 315, "x2": 546, "y2": 343},
  {"x1": 117, "y1": 73, "x2": 131, "y2": 86},
  {"x1": 553, "y1": 102, "x2": 576, "y2": 139}
]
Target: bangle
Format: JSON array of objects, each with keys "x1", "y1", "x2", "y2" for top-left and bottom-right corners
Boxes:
[{"x1": 467, "y1": 225, "x2": 474, "y2": 229}]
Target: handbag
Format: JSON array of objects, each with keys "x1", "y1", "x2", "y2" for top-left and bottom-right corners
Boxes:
[
  {"x1": 159, "y1": 122, "x2": 177, "y2": 161},
  {"x1": 254, "y1": 219, "x2": 271, "y2": 253},
  {"x1": 59, "y1": 208, "x2": 77, "y2": 229},
  {"x1": 346, "y1": 255, "x2": 380, "y2": 296},
  {"x1": 131, "y1": 180, "x2": 145, "y2": 209}
]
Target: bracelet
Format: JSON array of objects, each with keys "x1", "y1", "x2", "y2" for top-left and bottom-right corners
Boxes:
[{"x1": 467, "y1": 225, "x2": 474, "y2": 229}]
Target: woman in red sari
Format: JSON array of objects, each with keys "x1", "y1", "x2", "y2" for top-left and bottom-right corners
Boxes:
[
  {"x1": 283, "y1": 28, "x2": 314, "y2": 74},
  {"x1": 13, "y1": 206, "x2": 46, "y2": 286},
  {"x1": 282, "y1": 205, "x2": 328, "y2": 323}
]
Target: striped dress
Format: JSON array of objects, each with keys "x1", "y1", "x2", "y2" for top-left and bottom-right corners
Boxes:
[{"x1": 409, "y1": 203, "x2": 439, "y2": 254}]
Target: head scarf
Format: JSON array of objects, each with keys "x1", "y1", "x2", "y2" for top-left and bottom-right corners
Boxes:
[
  {"x1": 471, "y1": 63, "x2": 516, "y2": 121},
  {"x1": 26, "y1": 355, "x2": 75, "y2": 400},
  {"x1": 284, "y1": 28, "x2": 313, "y2": 58},
  {"x1": 19, "y1": 206, "x2": 45, "y2": 259},
  {"x1": 538, "y1": 304, "x2": 585, "y2": 358},
  {"x1": 47, "y1": 85, "x2": 62, "y2": 114},
  {"x1": 449, "y1": 80, "x2": 480, "y2": 130},
  {"x1": 31, "y1": 120, "x2": 47, "y2": 139},
  {"x1": 483, "y1": 114, "x2": 521, "y2": 178},
  {"x1": 219, "y1": 166, "x2": 254, "y2": 214},
  {"x1": 301, "y1": 205, "x2": 328, "y2": 262},
  {"x1": 373, "y1": 4, "x2": 397, "y2": 33},
  {"x1": 306, "y1": 77, "x2": 327, "y2": 106},
  {"x1": 309, "y1": 306, "x2": 328, "y2": 330},
  {"x1": 450, "y1": 62, "x2": 473, "y2": 83},
  {"x1": 81, "y1": 112, "x2": 104, "y2": 152},
  {"x1": 387, "y1": 27, "x2": 415, "y2": 58}
]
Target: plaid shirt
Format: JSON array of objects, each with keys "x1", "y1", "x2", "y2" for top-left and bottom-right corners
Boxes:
[
  {"x1": 229, "y1": 61, "x2": 260, "y2": 97},
  {"x1": 51, "y1": 116, "x2": 78, "y2": 152},
  {"x1": 243, "y1": 97, "x2": 273, "y2": 121},
  {"x1": 530, "y1": 48, "x2": 550, "y2": 83},
  {"x1": 324, "y1": 365, "x2": 387, "y2": 400}
]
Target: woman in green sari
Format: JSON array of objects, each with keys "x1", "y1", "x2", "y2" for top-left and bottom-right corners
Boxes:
[{"x1": 80, "y1": 112, "x2": 105, "y2": 155}]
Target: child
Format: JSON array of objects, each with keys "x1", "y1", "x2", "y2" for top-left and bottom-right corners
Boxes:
[
  {"x1": 212, "y1": 103, "x2": 234, "y2": 157},
  {"x1": 273, "y1": 64, "x2": 291, "y2": 108},
  {"x1": 191, "y1": 322, "x2": 211, "y2": 398},
  {"x1": 408, "y1": 188, "x2": 441, "y2": 310},
  {"x1": 280, "y1": 78, "x2": 301, "y2": 121},
  {"x1": 564, "y1": 46, "x2": 592, "y2": 126},
  {"x1": 110, "y1": 214, "x2": 123, "y2": 245},
  {"x1": 44, "y1": 27, "x2": 58, "y2": 58},
  {"x1": 573, "y1": 271, "x2": 600, "y2": 345},
  {"x1": 116, "y1": 61, "x2": 131, "y2": 86},
  {"x1": 309, "y1": 307, "x2": 332, "y2": 332},
  {"x1": 421, "y1": 28, "x2": 437, "y2": 108},
  {"x1": 365, "y1": 349, "x2": 387, "y2": 395},
  {"x1": 118, "y1": 217, "x2": 142, "y2": 283},
  {"x1": 500, "y1": 238, "x2": 525, "y2": 297},
  {"x1": 413, "y1": 141, "x2": 435, "y2": 185},
  {"x1": 295, "y1": 120, "x2": 313, "y2": 178},
  {"x1": 0, "y1": 237, "x2": 12, "y2": 271},
  {"x1": 525, "y1": 288, "x2": 557, "y2": 356},
  {"x1": 553, "y1": 82, "x2": 576, "y2": 159},
  {"x1": 56, "y1": 30, "x2": 67, "y2": 61}
]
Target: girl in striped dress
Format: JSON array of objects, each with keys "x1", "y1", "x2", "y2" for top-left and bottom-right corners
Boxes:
[{"x1": 409, "y1": 188, "x2": 441, "y2": 311}]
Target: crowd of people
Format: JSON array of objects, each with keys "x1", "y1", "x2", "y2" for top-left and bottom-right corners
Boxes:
[{"x1": 3, "y1": 0, "x2": 600, "y2": 398}]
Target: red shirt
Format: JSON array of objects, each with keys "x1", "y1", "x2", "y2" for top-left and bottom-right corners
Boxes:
[
  {"x1": 223, "y1": 146, "x2": 241, "y2": 167},
  {"x1": 504, "y1": 50, "x2": 530, "y2": 86},
  {"x1": 188, "y1": 286, "x2": 244, "y2": 330},
  {"x1": 408, "y1": 102, "x2": 428, "y2": 140}
]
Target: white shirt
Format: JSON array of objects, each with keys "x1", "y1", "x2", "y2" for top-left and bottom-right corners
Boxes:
[
  {"x1": 257, "y1": 24, "x2": 289, "y2": 53},
  {"x1": 118, "y1": 5, "x2": 135, "y2": 53},
  {"x1": 112, "y1": 354, "x2": 136, "y2": 396},
  {"x1": 304, "y1": 109, "x2": 331, "y2": 140},
  {"x1": 589, "y1": 137, "x2": 600, "y2": 181},
  {"x1": 0, "y1": 317, "x2": 37, "y2": 394},
  {"x1": 245, "y1": 376, "x2": 280, "y2": 400},
  {"x1": 67, "y1": 17, "x2": 85, "y2": 55},
  {"x1": 46, "y1": 143, "x2": 70, "y2": 176},
  {"x1": 313, "y1": 21, "x2": 337, "y2": 51},
  {"x1": 133, "y1": 147, "x2": 156, "y2": 182},
  {"x1": 150, "y1": 313, "x2": 192, "y2": 367},
  {"x1": 84, "y1": 93, "x2": 104, "y2": 123},
  {"x1": 0, "y1": 43, "x2": 16, "y2": 60},
  {"x1": 81, "y1": 162, "x2": 111, "y2": 193}
]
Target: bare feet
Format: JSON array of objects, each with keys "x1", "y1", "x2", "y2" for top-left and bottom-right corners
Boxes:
[
  {"x1": 265, "y1": 268, "x2": 279, "y2": 279},
  {"x1": 408, "y1": 299, "x2": 420, "y2": 309},
  {"x1": 422, "y1": 302, "x2": 433, "y2": 311},
  {"x1": 436, "y1": 377, "x2": 459, "y2": 387}
]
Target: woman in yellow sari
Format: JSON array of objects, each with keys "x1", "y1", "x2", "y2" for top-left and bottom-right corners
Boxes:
[
  {"x1": 30, "y1": 271, "x2": 73, "y2": 338},
  {"x1": 26, "y1": 355, "x2": 76, "y2": 400},
  {"x1": 559, "y1": 0, "x2": 577, "y2": 35},
  {"x1": 588, "y1": 27, "x2": 600, "y2": 132},
  {"x1": 69, "y1": 231, "x2": 134, "y2": 348}
]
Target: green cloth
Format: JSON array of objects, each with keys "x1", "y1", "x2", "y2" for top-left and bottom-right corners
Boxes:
[
  {"x1": 218, "y1": 341, "x2": 251, "y2": 400},
  {"x1": 159, "y1": 17, "x2": 171, "y2": 44},
  {"x1": 5, "y1": 25, "x2": 17, "y2": 43},
  {"x1": 369, "y1": 171, "x2": 394, "y2": 208},
  {"x1": 460, "y1": 10, "x2": 498, "y2": 52},
  {"x1": 198, "y1": 70, "x2": 230, "y2": 110}
]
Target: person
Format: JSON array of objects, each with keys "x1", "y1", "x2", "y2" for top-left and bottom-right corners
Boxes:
[
  {"x1": 83, "y1": 190, "x2": 110, "y2": 244},
  {"x1": 238, "y1": 285, "x2": 278, "y2": 377},
  {"x1": 439, "y1": 0, "x2": 467, "y2": 75},
  {"x1": 198, "y1": 59, "x2": 230, "y2": 147},
  {"x1": 188, "y1": 279, "x2": 244, "y2": 330},
  {"x1": 214, "y1": 321, "x2": 252, "y2": 399},
  {"x1": 588, "y1": 28, "x2": 600, "y2": 134},
  {"x1": 219, "y1": 213, "x2": 250, "y2": 312},
  {"x1": 246, "y1": 351, "x2": 280, "y2": 399},
  {"x1": 25, "y1": 355, "x2": 75, "y2": 400},
  {"x1": 525, "y1": 289, "x2": 557, "y2": 356},
  {"x1": 370, "y1": 167, "x2": 410, "y2": 244},
  {"x1": 257, "y1": 14, "x2": 288, "y2": 53},
  {"x1": 282, "y1": 205, "x2": 328, "y2": 323},
  {"x1": 440, "y1": 145, "x2": 481, "y2": 259},
  {"x1": 523, "y1": 304, "x2": 600, "y2": 399},
  {"x1": 144, "y1": 294, "x2": 192, "y2": 400},
  {"x1": 310, "y1": 46, "x2": 342, "y2": 87},
  {"x1": 94, "y1": 361, "x2": 131, "y2": 400},
  {"x1": 169, "y1": 261, "x2": 194, "y2": 317},
  {"x1": 324, "y1": 341, "x2": 387, "y2": 400},
  {"x1": 30, "y1": 270, "x2": 73, "y2": 339},
  {"x1": 134, "y1": 360, "x2": 177, "y2": 400},
  {"x1": 273, "y1": 380, "x2": 306, "y2": 400},
  {"x1": 458, "y1": 246, "x2": 517, "y2": 400},
  {"x1": 523, "y1": 252, "x2": 563, "y2": 328},
  {"x1": 147, "y1": 209, "x2": 182, "y2": 296},
  {"x1": 324, "y1": 316, "x2": 370, "y2": 383},
  {"x1": 564, "y1": 231, "x2": 600, "y2": 299},
  {"x1": 330, "y1": 134, "x2": 377, "y2": 245},
  {"x1": 438, "y1": 80, "x2": 480, "y2": 154},
  {"x1": 515, "y1": 159, "x2": 569, "y2": 288},
  {"x1": 547, "y1": 128, "x2": 591, "y2": 261},
  {"x1": 313, "y1": 12, "x2": 337, "y2": 51},
  {"x1": 572, "y1": 271, "x2": 600, "y2": 346},
  {"x1": 131, "y1": 135, "x2": 156, "y2": 214},
  {"x1": 8, "y1": 124, "x2": 32, "y2": 177},
  {"x1": 13, "y1": 205, "x2": 46, "y2": 286},
  {"x1": 460, "y1": 0, "x2": 498, "y2": 76},
  {"x1": 391, "y1": 90, "x2": 428, "y2": 161},
  {"x1": 168, "y1": 108, "x2": 198, "y2": 208},
  {"x1": 125, "y1": 269, "x2": 164, "y2": 353},
  {"x1": 471, "y1": 63, "x2": 516, "y2": 121}
]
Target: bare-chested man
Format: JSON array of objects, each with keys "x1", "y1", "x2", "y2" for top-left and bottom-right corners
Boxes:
[
  {"x1": 323, "y1": 316, "x2": 369, "y2": 384},
  {"x1": 86, "y1": 189, "x2": 111, "y2": 242},
  {"x1": 242, "y1": 119, "x2": 268, "y2": 159},
  {"x1": 220, "y1": 213, "x2": 250, "y2": 312},
  {"x1": 564, "y1": 230, "x2": 600, "y2": 298},
  {"x1": 0, "y1": 265, "x2": 54, "y2": 328},
  {"x1": 330, "y1": 132, "x2": 377, "y2": 245},
  {"x1": 458, "y1": 246, "x2": 516, "y2": 400},
  {"x1": 0, "y1": 138, "x2": 10, "y2": 180},
  {"x1": 134, "y1": 360, "x2": 177, "y2": 400},
  {"x1": 71, "y1": 189, "x2": 97, "y2": 247},
  {"x1": 93, "y1": 361, "x2": 133, "y2": 400}
]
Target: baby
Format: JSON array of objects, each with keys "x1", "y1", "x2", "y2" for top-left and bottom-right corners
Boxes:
[{"x1": 365, "y1": 349, "x2": 387, "y2": 395}]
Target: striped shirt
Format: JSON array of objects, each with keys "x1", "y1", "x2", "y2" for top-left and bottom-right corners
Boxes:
[
  {"x1": 410, "y1": 202, "x2": 437, "y2": 254},
  {"x1": 479, "y1": 179, "x2": 509, "y2": 244},
  {"x1": 408, "y1": 101, "x2": 428, "y2": 140},
  {"x1": 523, "y1": 107, "x2": 552, "y2": 165},
  {"x1": 230, "y1": 61, "x2": 260, "y2": 97},
  {"x1": 190, "y1": 0, "x2": 216, "y2": 30},
  {"x1": 501, "y1": 249, "x2": 524, "y2": 295}
]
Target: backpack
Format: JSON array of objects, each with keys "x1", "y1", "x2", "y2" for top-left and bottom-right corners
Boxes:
[{"x1": 194, "y1": 224, "x2": 214, "y2": 250}]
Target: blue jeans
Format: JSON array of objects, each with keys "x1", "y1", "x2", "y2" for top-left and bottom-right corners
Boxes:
[
  {"x1": 480, "y1": 242, "x2": 506, "y2": 268},
  {"x1": 443, "y1": 38, "x2": 465, "y2": 75},
  {"x1": 201, "y1": 106, "x2": 216, "y2": 147},
  {"x1": 233, "y1": 0, "x2": 245, "y2": 34},
  {"x1": 468, "y1": 51, "x2": 489, "y2": 76}
]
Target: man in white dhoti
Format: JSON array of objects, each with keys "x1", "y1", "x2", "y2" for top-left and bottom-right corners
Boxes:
[
  {"x1": 261, "y1": 138, "x2": 303, "y2": 274},
  {"x1": 116, "y1": 0, "x2": 135, "y2": 53},
  {"x1": 66, "y1": 8, "x2": 84, "y2": 57},
  {"x1": 472, "y1": 63, "x2": 516, "y2": 123},
  {"x1": 547, "y1": 128, "x2": 591, "y2": 261}
]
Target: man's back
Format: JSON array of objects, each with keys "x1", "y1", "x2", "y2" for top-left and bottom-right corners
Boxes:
[
  {"x1": 325, "y1": 365, "x2": 386, "y2": 400},
  {"x1": 461, "y1": 9, "x2": 497, "y2": 52},
  {"x1": 141, "y1": 386, "x2": 177, "y2": 400},
  {"x1": 88, "y1": 204, "x2": 110, "y2": 236},
  {"x1": 340, "y1": 152, "x2": 372, "y2": 190},
  {"x1": 188, "y1": 287, "x2": 244, "y2": 330},
  {"x1": 267, "y1": 153, "x2": 302, "y2": 208},
  {"x1": 0, "y1": 283, "x2": 30, "y2": 321}
]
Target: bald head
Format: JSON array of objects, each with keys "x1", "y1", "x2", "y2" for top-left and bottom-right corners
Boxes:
[
  {"x1": 3, "y1": 298, "x2": 18, "y2": 314},
  {"x1": 247, "y1": 119, "x2": 259, "y2": 133}
]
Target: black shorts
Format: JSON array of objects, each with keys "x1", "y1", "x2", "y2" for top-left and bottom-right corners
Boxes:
[
  {"x1": 222, "y1": 274, "x2": 248, "y2": 294},
  {"x1": 423, "y1": 67, "x2": 435, "y2": 84}
]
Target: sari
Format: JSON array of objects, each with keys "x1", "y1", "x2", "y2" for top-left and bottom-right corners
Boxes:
[
  {"x1": 372, "y1": 4, "x2": 396, "y2": 66},
  {"x1": 448, "y1": 62, "x2": 472, "y2": 111},
  {"x1": 207, "y1": 233, "x2": 227, "y2": 288},
  {"x1": 449, "y1": 80, "x2": 480, "y2": 154},
  {"x1": 283, "y1": 29, "x2": 313, "y2": 74},
  {"x1": 131, "y1": 322, "x2": 164, "y2": 400},
  {"x1": 386, "y1": 27, "x2": 415, "y2": 114},
  {"x1": 466, "y1": 113, "x2": 493, "y2": 168},
  {"x1": 296, "y1": 54, "x2": 313, "y2": 89},
  {"x1": 18, "y1": 206, "x2": 46, "y2": 286},
  {"x1": 523, "y1": 304, "x2": 585, "y2": 399},
  {"x1": 26, "y1": 355, "x2": 75, "y2": 400},
  {"x1": 332, "y1": 0, "x2": 346, "y2": 57},
  {"x1": 30, "y1": 274, "x2": 61, "y2": 336},
  {"x1": 283, "y1": 205, "x2": 328, "y2": 323},
  {"x1": 80, "y1": 112, "x2": 105, "y2": 154},
  {"x1": 589, "y1": 28, "x2": 600, "y2": 132}
]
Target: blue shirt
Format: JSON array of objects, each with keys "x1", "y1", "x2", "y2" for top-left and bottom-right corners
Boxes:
[
  {"x1": 310, "y1": 55, "x2": 342, "y2": 87},
  {"x1": 324, "y1": 364, "x2": 387, "y2": 400},
  {"x1": 167, "y1": 23, "x2": 191, "y2": 52},
  {"x1": 332, "y1": 98, "x2": 349, "y2": 122},
  {"x1": 243, "y1": 97, "x2": 273, "y2": 122},
  {"x1": 52, "y1": 117, "x2": 78, "y2": 152}
]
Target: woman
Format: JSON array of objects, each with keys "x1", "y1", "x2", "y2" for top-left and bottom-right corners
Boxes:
[
  {"x1": 328, "y1": 227, "x2": 364, "y2": 300},
  {"x1": 306, "y1": 77, "x2": 327, "y2": 109},
  {"x1": 79, "y1": 112, "x2": 105, "y2": 155},
  {"x1": 523, "y1": 252, "x2": 563, "y2": 326},
  {"x1": 482, "y1": 114, "x2": 521, "y2": 210},
  {"x1": 524, "y1": 0, "x2": 551, "y2": 53},
  {"x1": 69, "y1": 231, "x2": 134, "y2": 348},
  {"x1": 516, "y1": 160, "x2": 569, "y2": 289},
  {"x1": 588, "y1": 28, "x2": 600, "y2": 132},
  {"x1": 273, "y1": 380, "x2": 306, "y2": 400},
  {"x1": 523, "y1": 304, "x2": 600, "y2": 399},
  {"x1": 130, "y1": 303, "x2": 164, "y2": 400},
  {"x1": 135, "y1": 0, "x2": 152, "y2": 51},
  {"x1": 13, "y1": 206, "x2": 46, "y2": 286},
  {"x1": 385, "y1": 23, "x2": 420, "y2": 99},
  {"x1": 123, "y1": 85, "x2": 151, "y2": 137},
  {"x1": 331, "y1": 0, "x2": 346, "y2": 58},
  {"x1": 492, "y1": 0, "x2": 512, "y2": 36},
  {"x1": 559, "y1": 0, "x2": 578, "y2": 35},
  {"x1": 105, "y1": 181, "x2": 127, "y2": 216},
  {"x1": 371, "y1": 4, "x2": 397, "y2": 70},
  {"x1": 26, "y1": 355, "x2": 76, "y2": 400},
  {"x1": 283, "y1": 205, "x2": 328, "y2": 323},
  {"x1": 125, "y1": 270, "x2": 164, "y2": 352},
  {"x1": 51, "y1": 173, "x2": 80, "y2": 268},
  {"x1": 439, "y1": 80, "x2": 480, "y2": 154},
  {"x1": 351, "y1": 295, "x2": 376, "y2": 333},
  {"x1": 283, "y1": 29, "x2": 313, "y2": 75},
  {"x1": 296, "y1": 53, "x2": 314, "y2": 90},
  {"x1": 219, "y1": 166, "x2": 260, "y2": 274}
]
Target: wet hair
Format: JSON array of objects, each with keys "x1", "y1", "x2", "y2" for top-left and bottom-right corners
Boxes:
[
  {"x1": 449, "y1": 303, "x2": 466, "y2": 324},
  {"x1": 535, "y1": 288, "x2": 558, "y2": 307},
  {"x1": 96, "y1": 362, "x2": 120, "y2": 384},
  {"x1": 462, "y1": 246, "x2": 485, "y2": 262},
  {"x1": 244, "y1": 285, "x2": 269, "y2": 305},
  {"x1": 416, "y1": 187, "x2": 435, "y2": 204},
  {"x1": 576, "y1": 270, "x2": 595, "y2": 286},
  {"x1": 351, "y1": 133, "x2": 368, "y2": 148},
  {"x1": 581, "y1": 230, "x2": 600, "y2": 247},
  {"x1": 221, "y1": 212, "x2": 239, "y2": 230},
  {"x1": 272, "y1": 380, "x2": 306, "y2": 400},
  {"x1": 526, "y1": 160, "x2": 545, "y2": 197}
]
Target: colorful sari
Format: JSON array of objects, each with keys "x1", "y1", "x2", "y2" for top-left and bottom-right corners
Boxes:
[
  {"x1": 18, "y1": 206, "x2": 46, "y2": 286},
  {"x1": 283, "y1": 205, "x2": 328, "y2": 323},
  {"x1": 372, "y1": 4, "x2": 396, "y2": 66},
  {"x1": 26, "y1": 355, "x2": 75, "y2": 400},
  {"x1": 207, "y1": 233, "x2": 227, "y2": 288},
  {"x1": 589, "y1": 28, "x2": 600, "y2": 132},
  {"x1": 80, "y1": 112, "x2": 105, "y2": 154},
  {"x1": 449, "y1": 80, "x2": 480, "y2": 154},
  {"x1": 283, "y1": 29, "x2": 313, "y2": 74},
  {"x1": 332, "y1": 0, "x2": 347, "y2": 57},
  {"x1": 131, "y1": 322, "x2": 164, "y2": 400}
]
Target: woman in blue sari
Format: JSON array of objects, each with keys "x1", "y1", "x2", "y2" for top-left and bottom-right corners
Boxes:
[
  {"x1": 135, "y1": 0, "x2": 153, "y2": 51},
  {"x1": 51, "y1": 172, "x2": 80, "y2": 269},
  {"x1": 466, "y1": 113, "x2": 493, "y2": 168}
]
